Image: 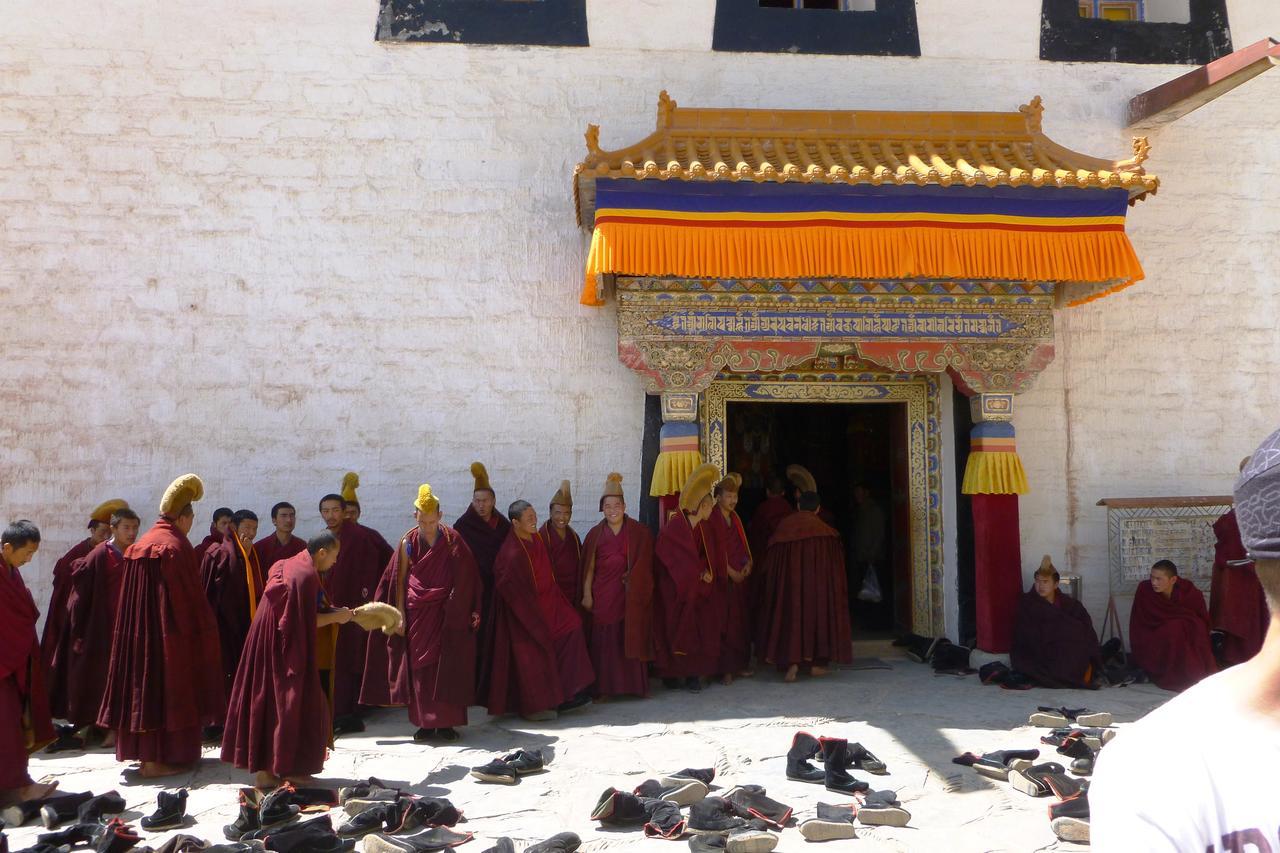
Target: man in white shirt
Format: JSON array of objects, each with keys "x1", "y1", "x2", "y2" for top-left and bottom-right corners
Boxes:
[{"x1": 1091, "y1": 428, "x2": 1280, "y2": 851}]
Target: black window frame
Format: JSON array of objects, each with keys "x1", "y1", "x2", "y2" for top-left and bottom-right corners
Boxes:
[
  {"x1": 712, "y1": 0, "x2": 920, "y2": 57},
  {"x1": 376, "y1": 0, "x2": 589, "y2": 47},
  {"x1": 1040, "y1": 0, "x2": 1231, "y2": 64}
]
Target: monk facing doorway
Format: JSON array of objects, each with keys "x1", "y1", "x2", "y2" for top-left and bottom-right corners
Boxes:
[{"x1": 725, "y1": 400, "x2": 913, "y2": 637}]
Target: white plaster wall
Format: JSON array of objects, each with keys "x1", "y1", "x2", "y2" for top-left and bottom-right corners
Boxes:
[{"x1": 2, "y1": 0, "x2": 1278, "y2": 633}]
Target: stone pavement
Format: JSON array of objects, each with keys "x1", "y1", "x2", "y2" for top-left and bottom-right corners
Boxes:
[{"x1": 8, "y1": 647, "x2": 1172, "y2": 853}]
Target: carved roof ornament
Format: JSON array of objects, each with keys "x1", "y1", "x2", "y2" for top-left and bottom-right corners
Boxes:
[{"x1": 574, "y1": 92, "x2": 1160, "y2": 226}]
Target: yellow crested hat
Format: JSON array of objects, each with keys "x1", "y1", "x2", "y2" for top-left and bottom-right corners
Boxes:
[
  {"x1": 415, "y1": 483, "x2": 439, "y2": 515},
  {"x1": 602, "y1": 472, "x2": 624, "y2": 501},
  {"x1": 679, "y1": 463, "x2": 720, "y2": 512},
  {"x1": 551, "y1": 479, "x2": 572, "y2": 508},
  {"x1": 785, "y1": 464, "x2": 818, "y2": 494},
  {"x1": 341, "y1": 472, "x2": 360, "y2": 505},
  {"x1": 716, "y1": 472, "x2": 742, "y2": 494},
  {"x1": 471, "y1": 462, "x2": 493, "y2": 494},
  {"x1": 90, "y1": 499, "x2": 129, "y2": 525},
  {"x1": 159, "y1": 474, "x2": 204, "y2": 516}
]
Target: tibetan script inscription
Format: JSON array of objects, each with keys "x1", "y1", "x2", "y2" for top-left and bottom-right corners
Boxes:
[
  {"x1": 1105, "y1": 502, "x2": 1229, "y2": 595},
  {"x1": 649, "y1": 311, "x2": 1020, "y2": 339}
]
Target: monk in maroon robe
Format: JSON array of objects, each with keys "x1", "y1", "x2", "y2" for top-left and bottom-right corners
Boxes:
[
  {"x1": 707, "y1": 474, "x2": 754, "y2": 682},
  {"x1": 57, "y1": 509, "x2": 142, "y2": 743},
  {"x1": 1010, "y1": 557, "x2": 1102, "y2": 689},
  {"x1": 319, "y1": 492, "x2": 394, "y2": 733},
  {"x1": 747, "y1": 477, "x2": 792, "y2": 562},
  {"x1": 41, "y1": 499, "x2": 122, "y2": 703},
  {"x1": 194, "y1": 507, "x2": 233, "y2": 566},
  {"x1": 254, "y1": 501, "x2": 306, "y2": 575},
  {"x1": 758, "y1": 489, "x2": 853, "y2": 682},
  {"x1": 581, "y1": 473, "x2": 654, "y2": 699},
  {"x1": 1209, "y1": 508, "x2": 1269, "y2": 666},
  {"x1": 364, "y1": 485, "x2": 483, "y2": 741},
  {"x1": 486, "y1": 501, "x2": 594, "y2": 719},
  {"x1": 98, "y1": 475, "x2": 224, "y2": 777},
  {"x1": 222, "y1": 533, "x2": 352, "y2": 787},
  {"x1": 1130, "y1": 559, "x2": 1216, "y2": 691},
  {"x1": 540, "y1": 480, "x2": 582, "y2": 608},
  {"x1": 654, "y1": 464, "x2": 721, "y2": 691},
  {"x1": 455, "y1": 463, "x2": 512, "y2": 686},
  {"x1": 201, "y1": 509, "x2": 267, "y2": 721},
  {"x1": 1, "y1": 521, "x2": 57, "y2": 804}
]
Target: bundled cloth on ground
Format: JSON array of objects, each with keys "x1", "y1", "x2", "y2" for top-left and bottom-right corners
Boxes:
[
  {"x1": 1129, "y1": 579, "x2": 1216, "y2": 692},
  {"x1": 323, "y1": 520, "x2": 394, "y2": 718},
  {"x1": 1010, "y1": 588, "x2": 1102, "y2": 689},
  {"x1": 757, "y1": 512, "x2": 853, "y2": 668},
  {"x1": 580, "y1": 517, "x2": 655, "y2": 698},
  {"x1": 0, "y1": 555, "x2": 55, "y2": 788}
]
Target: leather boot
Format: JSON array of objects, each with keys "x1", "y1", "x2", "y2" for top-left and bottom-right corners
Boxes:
[
  {"x1": 818, "y1": 738, "x2": 868, "y2": 795},
  {"x1": 785, "y1": 733, "x2": 824, "y2": 783}
]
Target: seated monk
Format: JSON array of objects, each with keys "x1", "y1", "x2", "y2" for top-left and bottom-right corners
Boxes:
[
  {"x1": 1209, "y1": 459, "x2": 1269, "y2": 667},
  {"x1": 1130, "y1": 559, "x2": 1216, "y2": 691},
  {"x1": 1010, "y1": 556, "x2": 1102, "y2": 689}
]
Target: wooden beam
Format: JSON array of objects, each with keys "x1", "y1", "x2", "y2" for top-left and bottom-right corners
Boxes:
[
  {"x1": 1127, "y1": 37, "x2": 1280, "y2": 130},
  {"x1": 1096, "y1": 495, "x2": 1232, "y2": 508}
]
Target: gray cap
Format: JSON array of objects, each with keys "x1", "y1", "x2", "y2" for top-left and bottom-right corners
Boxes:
[{"x1": 1234, "y1": 427, "x2": 1280, "y2": 560}]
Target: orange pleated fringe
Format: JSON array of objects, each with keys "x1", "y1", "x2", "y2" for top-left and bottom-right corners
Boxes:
[{"x1": 580, "y1": 222, "x2": 1145, "y2": 306}]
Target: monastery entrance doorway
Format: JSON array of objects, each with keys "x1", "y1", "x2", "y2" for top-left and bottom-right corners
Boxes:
[{"x1": 726, "y1": 399, "x2": 913, "y2": 636}]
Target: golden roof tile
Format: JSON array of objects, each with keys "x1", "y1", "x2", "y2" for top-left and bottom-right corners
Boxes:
[{"x1": 574, "y1": 92, "x2": 1158, "y2": 227}]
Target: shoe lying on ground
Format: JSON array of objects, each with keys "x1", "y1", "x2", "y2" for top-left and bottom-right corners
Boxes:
[
  {"x1": 690, "y1": 830, "x2": 779, "y2": 853},
  {"x1": 339, "y1": 778, "x2": 394, "y2": 805},
  {"x1": 94, "y1": 817, "x2": 142, "y2": 853},
  {"x1": 798, "y1": 803, "x2": 857, "y2": 842},
  {"x1": 44, "y1": 724, "x2": 85, "y2": 754},
  {"x1": 39, "y1": 791, "x2": 95, "y2": 828},
  {"x1": 1045, "y1": 727, "x2": 1115, "y2": 751},
  {"x1": 141, "y1": 788, "x2": 188, "y2": 830},
  {"x1": 818, "y1": 738, "x2": 869, "y2": 794},
  {"x1": 930, "y1": 640, "x2": 974, "y2": 675},
  {"x1": 481, "y1": 840, "x2": 515, "y2": 853},
  {"x1": 591, "y1": 788, "x2": 685, "y2": 838},
  {"x1": 785, "y1": 732, "x2": 824, "y2": 783},
  {"x1": 1029, "y1": 707, "x2": 1113, "y2": 728},
  {"x1": 687, "y1": 798, "x2": 767, "y2": 836},
  {"x1": 36, "y1": 822, "x2": 103, "y2": 847},
  {"x1": 633, "y1": 778, "x2": 709, "y2": 806},
  {"x1": 523, "y1": 833, "x2": 581, "y2": 853},
  {"x1": 244, "y1": 813, "x2": 354, "y2": 853},
  {"x1": 722, "y1": 786, "x2": 792, "y2": 828},
  {"x1": 953, "y1": 749, "x2": 1040, "y2": 781},
  {"x1": 395, "y1": 798, "x2": 463, "y2": 832},
  {"x1": 904, "y1": 636, "x2": 942, "y2": 664},
  {"x1": 224, "y1": 787, "x2": 300, "y2": 840},
  {"x1": 1050, "y1": 733, "x2": 1096, "y2": 775},
  {"x1": 845, "y1": 743, "x2": 888, "y2": 775},
  {"x1": 978, "y1": 661, "x2": 1010, "y2": 685},
  {"x1": 336, "y1": 800, "x2": 408, "y2": 838},
  {"x1": 659, "y1": 768, "x2": 715, "y2": 787},
  {"x1": 77, "y1": 791, "x2": 126, "y2": 826},
  {"x1": 1049, "y1": 789, "x2": 1090, "y2": 843},
  {"x1": 855, "y1": 790, "x2": 910, "y2": 827},
  {"x1": 469, "y1": 749, "x2": 544, "y2": 784},
  {"x1": 363, "y1": 828, "x2": 476, "y2": 853},
  {"x1": 342, "y1": 787, "x2": 401, "y2": 816},
  {"x1": 1009, "y1": 763, "x2": 1080, "y2": 798}
]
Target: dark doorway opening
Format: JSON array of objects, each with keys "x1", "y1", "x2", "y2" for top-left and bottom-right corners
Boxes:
[{"x1": 727, "y1": 401, "x2": 912, "y2": 637}]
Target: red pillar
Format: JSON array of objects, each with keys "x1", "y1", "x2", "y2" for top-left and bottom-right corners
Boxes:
[{"x1": 972, "y1": 493, "x2": 1023, "y2": 652}]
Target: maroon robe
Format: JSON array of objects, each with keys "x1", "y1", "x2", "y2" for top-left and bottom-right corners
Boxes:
[
  {"x1": 580, "y1": 517, "x2": 655, "y2": 698},
  {"x1": 485, "y1": 531, "x2": 594, "y2": 716},
  {"x1": 1, "y1": 555, "x2": 55, "y2": 789},
  {"x1": 709, "y1": 509, "x2": 753, "y2": 675},
  {"x1": 41, "y1": 536, "x2": 95, "y2": 713},
  {"x1": 1129, "y1": 579, "x2": 1216, "y2": 692},
  {"x1": 363, "y1": 524, "x2": 483, "y2": 728},
  {"x1": 193, "y1": 524, "x2": 220, "y2": 566},
  {"x1": 1010, "y1": 588, "x2": 1102, "y2": 689},
  {"x1": 1209, "y1": 509, "x2": 1269, "y2": 666},
  {"x1": 221, "y1": 551, "x2": 331, "y2": 777},
  {"x1": 654, "y1": 511, "x2": 716, "y2": 679},
  {"x1": 254, "y1": 533, "x2": 307, "y2": 577},
  {"x1": 323, "y1": 520, "x2": 394, "y2": 718},
  {"x1": 59, "y1": 542, "x2": 126, "y2": 726},
  {"x1": 98, "y1": 516, "x2": 224, "y2": 765},
  {"x1": 201, "y1": 535, "x2": 267, "y2": 713},
  {"x1": 455, "y1": 506, "x2": 512, "y2": 682},
  {"x1": 539, "y1": 522, "x2": 583, "y2": 610},
  {"x1": 746, "y1": 497, "x2": 792, "y2": 566},
  {"x1": 757, "y1": 512, "x2": 853, "y2": 668}
]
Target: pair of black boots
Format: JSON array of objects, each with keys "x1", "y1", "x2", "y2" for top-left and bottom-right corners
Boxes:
[
  {"x1": 469, "y1": 749, "x2": 545, "y2": 785},
  {"x1": 786, "y1": 733, "x2": 883, "y2": 794},
  {"x1": 224, "y1": 787, "x2": 301, "y2": 841},
  {"x1": 336, "y1": 796, "x2": 462, "y2": 838}
]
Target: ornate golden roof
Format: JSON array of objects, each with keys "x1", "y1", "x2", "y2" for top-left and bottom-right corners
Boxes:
[{"x1": 574, "y1": 93, "x2": 1157, "y2": 226}]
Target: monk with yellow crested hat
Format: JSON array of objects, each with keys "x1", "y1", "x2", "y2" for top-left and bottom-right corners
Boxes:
[
  {"x1": 539, "y1": 480, "x2": 583, "y2": 608},
  {"x1": 98, "y1": 475, "x2": 225, "y2": 777},
  {"x1": 363, "y1": 483, "x2": 483, "y2": 743},
  {"x1": 580, "y1": 472, "x2": 656, "y2": 699},
  {"x1": 40, "y1": 498, "x2": 128, "y2": 684},
  {"x1": 317, "y1": 472, "x2": 393, "y2": 734},
  {"x1": 653, "y1": 463, "x2": 721, "y2": 692}
]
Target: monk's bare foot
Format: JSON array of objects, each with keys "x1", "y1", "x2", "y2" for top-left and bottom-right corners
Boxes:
[
  {"x1": 738, "y1": 669, "x2": 755, "y2": 678},
  {"x1": 784, "y1": 665, "x2": 799, "y2": 683},
  {"x1": 811, "y1": 665, "x2": 829, "y2": 677},
  {"x1": 139, "y1": 761, "x2": 190, "y2": 778},
  {"x1": 14, "y1": 780, "x2": 59, "y2": 802},
  {"x1": 284, "y1": 774, "x2": 317, "y2": 787},
  {"x1": 255, "y1": 771, "x2": 282, "y2": 789},
  {"x1": 720, "y1": 674, "x2": 734, "y2": 686}
]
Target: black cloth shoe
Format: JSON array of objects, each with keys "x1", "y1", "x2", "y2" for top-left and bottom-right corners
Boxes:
[
  {"x1": 94, "y1": 818, "x2": 141, "y2": 853},
  {"x1": 41, "y1": 792, "x2": 94, "y2": 828},
  {"x1": 482, "y1": 841, "x2": 514, "y2": 853},
  {"x1": 224, "y1": 788, "x2": 263, "y2": 840},
  {"x1": 336, "y1": 801, "x2": 403, "y2": 837},
  {"x1": 688, "y1": 799, "x2": 752, "y2": 835},
  {"x1": 659, "y1": 768, "x2": 715, "y2": 787},
  {"x1": 287, "y1": 788, "x2": 339, "y2": 809},
  {"x1": 785, "y1": 732, "x2": 824, "y2": 783},
  {"x1": 338, "y1": 778, "x2": 392, "y2": 804},
  {"x1": 855, "y1": 791, "x2": 910, "y2": 827},
  {"x1": 957, "y1": 749, "x2": 1040, "y2": 781},
  {"x1": 35, "y1": 822, "x2": 101, "y2": 847},
  {"x1": 723, "y1": 786, "x2": 792, "y2": 828},
  {"x1": 556, "y1": 692, "x2": 591, "y2": 714},
  {"x1": 689, "y1": 836, "x2": 726, "y2": 853},
  {"x1": 259, "y1": 785, "x2": 302, "y2": 829},
  {"x1": 590, "y1": 789, "x2": 646, "y2": 825},
  {"x1": 246, "y1": 814, "x2": 349, "y2": 853},
  {"x1": 1049, "y1": 790, "x2": 1090, "y2": 843},
  {"x1": 930, "y1": 640, "x2": 973, "y2": 674},
  {"x1": 153, "y1": 833, "x2": 213, "y2": 853},
  {"x1": 523, "y1": 833, "x2": 580, "y2": 853},
  {"x1": 141, "y1": 789, "x2": 188, "y2": 830},
  {"x1": 77, "y1": 792, "x2": 126, "y2": 825},
  {"x1": 470, "y1": 749, "x2": 543, "y2": 784},
  {"x1": 818, "y1": 738, "x2": 868, "y2": 795},
  {"x1": 633, "y1": 778, "x2": 708, "y2": 807},
  {"x1": 43, "y1": 724, "x2": 85, "y2": 754},
  {"x1": 1009, "y1": 763, "x2": 1077, "y2": 798},
  {"x1": 1054, "y1": 734, "x2": 1095, "y2": 762},
  {"x1": 362, "y1": 827, "x2": 472, "y2": 853},
  {"x1": 799, "y1": 803, "x2": 857, "y2": 842},
  {"x1": 641, "y1": 799, "x2": 686, "y2": 839},
  {"x1": 978, "y1": 661, "x2": 1009, "y2": 685},
  {"x1": 998, "y1": 670, "x2": 1034, "y2": 690},
  {"x1": 395, "y1": 798, "x2": 462, "y2": 832},
  {"x1": 904, "y1": 636, "x2": 941, "y2": 663},
  {"x1": 332, "y1": 715, "x2": 365, "y2": 736},
  {"x1": 844, "y1": 743, "x2": 887, "y2": 775}
]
